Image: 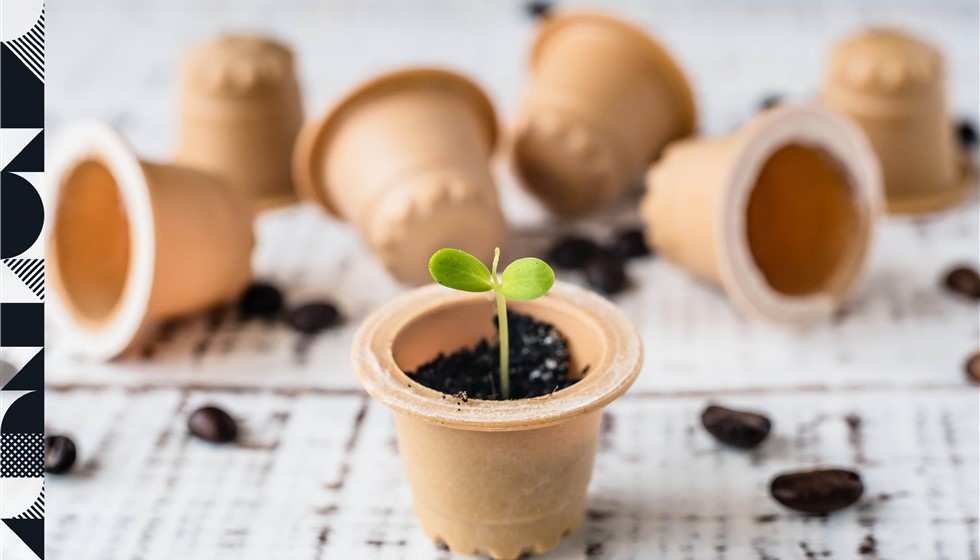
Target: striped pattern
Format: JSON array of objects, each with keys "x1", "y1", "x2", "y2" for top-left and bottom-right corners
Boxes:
[
  {"x1": 3, "y1": 259, "x2": 44, "y2": 300},
  {"x1": 12, "y1": 487, "x2": 44, "y2": 520},
  {"x1": 3, "y1": 7, "x2": 44, "y2": 82}
]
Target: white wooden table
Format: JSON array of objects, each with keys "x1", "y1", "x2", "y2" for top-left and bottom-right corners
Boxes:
[{"x1": 31, "y1": 0, "x2": 980, "y2": 558}]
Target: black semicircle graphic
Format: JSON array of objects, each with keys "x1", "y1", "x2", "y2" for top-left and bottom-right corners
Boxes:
[
  {"x1": 0, "y1": 172, "x2": 44, "y2": 258},
  {"x1": 1, "y1": 390, "x2": 43, "y2": 433}
]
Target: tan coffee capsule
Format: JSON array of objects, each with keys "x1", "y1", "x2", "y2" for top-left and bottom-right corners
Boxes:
[
  {"x1": 822, "y1": 28, "x2": 973, "y2": 214},
  {"x1": 294, "y1": 68, "x2": 506, "y2": 285},
  {"x1": 353, "y1": 282, "x2": 642, "y2": 559},
  {"x1": 177, "y1": 34, "x2": 303, "y2": 210},
  {"x1": 48, "y1": 122, "x2": 255, "y2": 360},
  {"x1": 511, "y1": 12, "x2": 696, "y2": 216},
  {"x1": 641, "y1": 105, "x2": 882, "y2": 326}
]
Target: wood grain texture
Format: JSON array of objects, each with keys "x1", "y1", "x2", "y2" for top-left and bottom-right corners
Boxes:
[
  {"x1": 35, "y1": 0, "x2": 980, "y2": 558},
  {"x1": 41, "y1": 388, "x2": 978, "y2": 559}
]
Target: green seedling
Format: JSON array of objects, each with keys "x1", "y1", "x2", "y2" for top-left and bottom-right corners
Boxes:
[{"x1": 429, "y1": 247, "x2": 555, "y2": 400}]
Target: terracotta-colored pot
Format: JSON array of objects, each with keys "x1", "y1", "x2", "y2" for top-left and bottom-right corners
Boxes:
[
  {"x1": 641, "y1": 105, "x2": 882, "y2": 326},
  {"x1": 294, "y1": 68, "x2": 506, "y2": 285},
  {"x1": 353, "y1": 282, "x2": 642, "y2": 559},
  {"x1": 48, "y1": 122, "x2": 255, "y2": 360},
  {"x1": 822, "y1": 28, "x2": 973, "y2": 214},
  {"x1": 510, "y1": 12, "x2": 696, "y2": 216},
  {"x1": 177, "y1": 34, "x2": 303, "y2": 210}
]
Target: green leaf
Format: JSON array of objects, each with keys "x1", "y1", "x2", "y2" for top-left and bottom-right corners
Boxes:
[
  {"x1": 500, "y1": 257, "x2": 555, "y2": 300},
  {"x1": 429, "y1": 249, "x2": 493, "y2": 293}
]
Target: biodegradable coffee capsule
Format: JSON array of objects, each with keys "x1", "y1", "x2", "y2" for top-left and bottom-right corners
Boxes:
[
  {"x1": 177, "y1": 34, "x2": 304, "y2": 210},
  {"x1": 511, "y1": 12, "x2": 696, "y2": 216},
  {"x1": 294, "y1": 68, "x2": 506, "y2": 285},
  {"x1": 353, "y1": 282, "x2": 642, "y2": 559},
  {"x1": 822, "y1": 28, "x2": 973, "y2": 214},
  {"x1": 48, "y1": 122, "x2": 255, "y2": 360},
  {"x1": 641, "y1": 104, "x2": 882, "y2": 326}
]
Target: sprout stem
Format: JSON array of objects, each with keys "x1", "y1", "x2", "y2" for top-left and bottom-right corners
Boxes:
[{"x1": 491, "y1": 248, "x2": 510, "y2": 400}]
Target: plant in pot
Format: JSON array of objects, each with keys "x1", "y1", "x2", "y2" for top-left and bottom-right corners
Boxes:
[{"x1": 352, "y1": 248, "x2": 643, "y2": 559}]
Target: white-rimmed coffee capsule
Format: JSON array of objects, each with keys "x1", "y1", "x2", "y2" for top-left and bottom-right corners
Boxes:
[
  {"x1": 823, "y1": 28, "x2": 973, "y2": 214},
  {"x1": 511, "y1": 12, "x2": 696, "y2": 216},
  {"x1": 641, "y1": 105, "x2": 882, "y2": 326},
  {"x1": 177, "y1": 34, "x2": 304, "y2": 210},
  {"x1": 294, "y1": 68, "x2": 506, "y2": 286},
  {"x1": 48, "y1": 122, "x2": 255, "y2": 359}
]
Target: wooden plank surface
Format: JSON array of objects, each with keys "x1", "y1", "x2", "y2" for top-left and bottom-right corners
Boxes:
[
  {"x1": 34, "y1": 0, "x2": 980, "y2": 558},
  {"x1": 42, "y1": 387, "x2": 979, "y2": 559}
]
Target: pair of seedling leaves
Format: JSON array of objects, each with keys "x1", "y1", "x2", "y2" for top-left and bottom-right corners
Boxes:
[{"x1": 429, "y1": 247, "x2": 555, "y2": 400}]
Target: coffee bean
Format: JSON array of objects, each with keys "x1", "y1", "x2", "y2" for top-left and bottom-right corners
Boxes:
[
  {"x1": 943, "y1": 266, "x2": 980, "y2": 299},
  {"x1": 287, "y1": 302, "x2": 342, "y2": 335},
  {"x1": 759, "y1": 94, "x2": 782, "y2": 111},
  {"x1": 701, "y1": 405, "x2": 771, "y2": 449},
  {"x1": 583, "y1": 250, "x2": 628, "y2": 295},
  {"x1": 611, "y1": 228, "x2": 651, "y2": 260},
  {"x1": 187, "y1": 405, "x2": 238, "y2": 443},
  {"x1": 965, "y1": 352, "x2": 980, "y2": 384},
  {"x1": 958, "y1": 119, "x2": 978, "y2": 148},
  {"x1": 769, "y1": 468, "x2": 864, "y2": 514},
  {"x1": 524, "y1": 0, "x2": 554, "y2": 19},
  {"x1": 547, "y1": 236, "x2": 600, "y2": 270},
  {"x1": 44, "y1": 435, "x2": 77, "y2": 474},
  {"x1": 238, "y1": 282, "x2": 284, "y2": 320}
]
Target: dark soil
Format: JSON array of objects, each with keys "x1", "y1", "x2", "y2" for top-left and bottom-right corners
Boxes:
[{"x1": 407, "y1": 312, "x2": 578, "y2": 400}]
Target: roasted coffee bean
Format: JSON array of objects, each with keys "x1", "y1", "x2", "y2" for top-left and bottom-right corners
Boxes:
[
  {"x1": 547, "y1": 236, "x2": 600, "y2": 270},
  {"x1": 759, "y1": 94, "x2": 782, "y2": 111},
  {"x1": 187, "y1": 405, "x2": 238, "y2": 443},
  {"x1": 525, "y1": 0, "x2": 554, "y2": 19},
  {"x1": 958, "y1": 119, "x2": 978, "y2": 147},
  {"x1": 287, "y1": 301, "x2": 342, "y2": 335},
  {"x1": 701, "y1": 405, "x2": 771, "y2": 449},
  {"x1": 238, "y1": 282, "x2": 284, "y2": 320},
  {"x1": 611, "y1": 228, "x2": 651, "y2": 260},
  {"x1": 965, "y1": 352, "x2": 980, "y2": 384},
  {"x1": 943, "y1": 266, "x2": 980, "y2": 299},
  {"x1": 769, "y1": 468, "x2": 864, "y2": 514},
  {"x1": 583, "y1": 250, "x2": 627, "y2": 295},
  {"x1": 44, "y1": 435, "x2": 77, "y2": 474}
]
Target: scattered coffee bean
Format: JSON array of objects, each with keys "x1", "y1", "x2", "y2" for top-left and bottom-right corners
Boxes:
[
  {"x1": 758, "y1": 94, "x2": 782, "y2": 111},
  {"x1": 957, "y1": 119, "x2": 978, "y2": 148},
  {"x1": 965, "y1": 352, "x2": 980, "y2": 384},
  {"x1": 547, "y1": 236, "x2": 600, "y2": 270},
  {"x1": 769, "y1": 468, "x2": 864, "y2": 514},
  {"x1": 187, "y1": 405, "x2": 238, "y2": 443},
  {"x1": 238, "y1": 282, "x2": 284, "y2": 320},
  {"x1": 701, "y1": 405, "x2": 772, "y2": 449},
  {"x1": 583, "y1": 250, "x2": 628, "y2": 295},
  {"x1": 44, "y1": 435, "x2": 77, "y2": 474},
  {"x1": 943, "y1": 266, "x2": 980, "y2": 299},
  {"x1": 524, "y1": 0, "x2": 554, "y2": 20},
  {"x1": 287, "y1": 301, "x2": 342, "y2": 335},
  {"x1": 611, "y1": 228, "x2": 651, "y2": 260}
]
